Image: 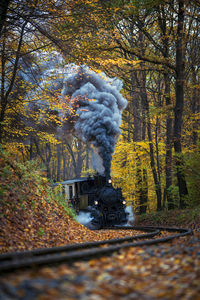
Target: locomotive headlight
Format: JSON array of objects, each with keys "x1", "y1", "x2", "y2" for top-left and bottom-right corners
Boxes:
[
  {"x1": 122, "y1": 200, "x2": 126, "y2": 205},
  {"x1": 108, "y1": 179, "x2": 112, "y2": 184},
  {"x1": 94, "y1": 201, "x2": 98, "y2": 205}
]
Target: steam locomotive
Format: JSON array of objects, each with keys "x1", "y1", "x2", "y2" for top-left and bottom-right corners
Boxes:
[{"x1": 55, "y1": 175, "x2": 128, "y2": 229}]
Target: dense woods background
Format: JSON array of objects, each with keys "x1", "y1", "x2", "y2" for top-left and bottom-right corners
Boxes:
[{"x1": 0, "y1": 0, "x2": 199, "y2": 214}]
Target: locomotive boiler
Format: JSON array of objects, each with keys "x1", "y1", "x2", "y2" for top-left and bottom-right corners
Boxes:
[{"x1": 89, "y1": 180, "x2": 128, "y2": 229}]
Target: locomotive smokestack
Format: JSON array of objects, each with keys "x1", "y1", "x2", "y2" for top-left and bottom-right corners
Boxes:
[{"x1": 62, "y1": 64, "x2": 127, "y2": 177}]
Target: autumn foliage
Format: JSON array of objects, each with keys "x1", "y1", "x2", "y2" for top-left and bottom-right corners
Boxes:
[
  {"x1": 0, "y1": 0, "x2": 199, "y2": 216},
  {"x1": 0, "y1": 154, "x2": 88, "y2": 252},
  {"x1": 0, "y1": 153, "x2": 138, "y2": 253}
]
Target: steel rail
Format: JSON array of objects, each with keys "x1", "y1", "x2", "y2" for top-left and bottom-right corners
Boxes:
[
  {"x1": 0, "y1": 226, "x2": 159, "y2": 262},
  {"x1": 0, "y1": 226, "x2": 192, "y2": 273}
]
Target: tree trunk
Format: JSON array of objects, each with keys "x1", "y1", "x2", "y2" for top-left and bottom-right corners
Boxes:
[
  {"x1": 0, "y1": 21, "x2": 27, "y2": 143},
  {"x1": 140, "y1": 168, "x2": 148, "y2": 214},
  {"x1": 147, "y1": 115, "x2": 162, "y2": 211},
  {"x1": 0, "y1": 0, "x2": 12, "y2": 37},
  {"x1": 191, "y1": 66, "x2": 199, "y2": 145},
  {"x1": 86, "y1": 143, "x2": 90, "y2": 170},
  {"x1": 129, "y1": 31, "x2": 149, "y2": 213},
  {"x1": 57, "y1": 143, "x2": 61, "y2": 181},
  {"x1": 174, "y1": 0, "x2": 188, "y2": 208},
  {"x1": 45, "y1": 143, "x2": 51, "y2": 179},
  {"x1": 164, "y1": 73, "x2": 174, "y2": 209},
  {"x1": 29, "y1": 136, "x2": 34, "y2": 160},
  {"x1": 66, "y1": 141, "x2": 78, "y2": 178},
  {"x1": 135, "y1": 156, "x2": 148, "y2": 214},
  {"x1": 157, "y1": 5, "x2": 174, "y2": 209},
  {"x1": 130, "y1": 69, "x2": 148, "y2": 213},
  {"x1": 76, "y1": 140, "x2": 84, "y2": 178},
  {"x1": 62, "y1": 143, "x2": 66, "y2": 180},
  {"x1": 139, "y1": 66, "x2": 162, "y2": 211},
  {"x1": 0, "y1": 38, "x2": 6, "y2": 143}
]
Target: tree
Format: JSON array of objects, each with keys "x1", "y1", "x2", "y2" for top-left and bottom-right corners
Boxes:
[
  {"x1": 96, "y1": 0, "x2": 199, "y2": 208},
  {"x1": 1, "y1": 0, "x2": 199, "y2": 211}
]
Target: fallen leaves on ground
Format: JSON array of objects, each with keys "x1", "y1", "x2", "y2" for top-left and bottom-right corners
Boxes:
[
  {"x1": 0, "y1": 156, "x2": 140, "y2": 253},
  {"x1": 1, "y1": 156, "x2": 200, "y2": 299},
  {"x1": 1, "y1": 231, "x2": 200, "y2": 300}
]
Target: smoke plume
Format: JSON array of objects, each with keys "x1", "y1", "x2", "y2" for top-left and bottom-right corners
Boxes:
[{"x1": 62, "y1": 64, "x2": 127, "y2": 178}]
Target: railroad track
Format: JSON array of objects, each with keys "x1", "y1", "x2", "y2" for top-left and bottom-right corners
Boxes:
[{"x1": 0, "y1": 226, "x2": 192, "y2": 273}]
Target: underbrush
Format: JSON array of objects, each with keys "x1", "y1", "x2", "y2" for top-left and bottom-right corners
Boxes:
[
  {"x1": 135, "y1": 206, "x2": 200, "y2": 230},
  {"x1": 0, "y1": 153, "x2": 100, "y2": 253}
]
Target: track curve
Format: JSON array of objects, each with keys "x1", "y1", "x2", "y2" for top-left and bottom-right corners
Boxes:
[{"x1": 0, "y1": 226, "x2": 192, "y2": 273}]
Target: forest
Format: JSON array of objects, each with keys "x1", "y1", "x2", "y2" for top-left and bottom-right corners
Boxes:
[{"x1": 0, "y1": 0, "x2": 199, "y2": 215}]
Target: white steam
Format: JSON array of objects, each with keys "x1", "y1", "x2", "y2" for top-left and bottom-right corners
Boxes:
[
  {"x1": 125, "y1": 206, "x2": 135, "y2": 225},
  {"x1": 75, "y1": 211, "x2": 93, "y2": 226}
]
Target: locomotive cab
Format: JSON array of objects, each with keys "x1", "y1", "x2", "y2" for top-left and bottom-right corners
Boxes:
[{"x1": 53, "y1": 177, "x2": 94, "y2": 211}]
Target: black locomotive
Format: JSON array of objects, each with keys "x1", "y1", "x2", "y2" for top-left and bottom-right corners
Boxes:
[
  {"x1": 55, "y1": 174, "x2": 128, "y2": 229},
  {"x1": 86, "y1": 175, "x2": 128, "y2": 229}
]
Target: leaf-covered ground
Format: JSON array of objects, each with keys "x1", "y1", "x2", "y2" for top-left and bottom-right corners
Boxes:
[
  {"x1": 1, "y1": 230, "x2": 200, "y2": 300},
  {"x1": 1, "y1": 155, "x2": 200, "y2": 299},
  {"x1": 0, "y1": 156, "x2": 139, "y2": 253}
]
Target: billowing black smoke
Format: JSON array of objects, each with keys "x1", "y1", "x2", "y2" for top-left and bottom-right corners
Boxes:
[{"x1": 62, "y1": 64, "x2": 127, "y2": 178}]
